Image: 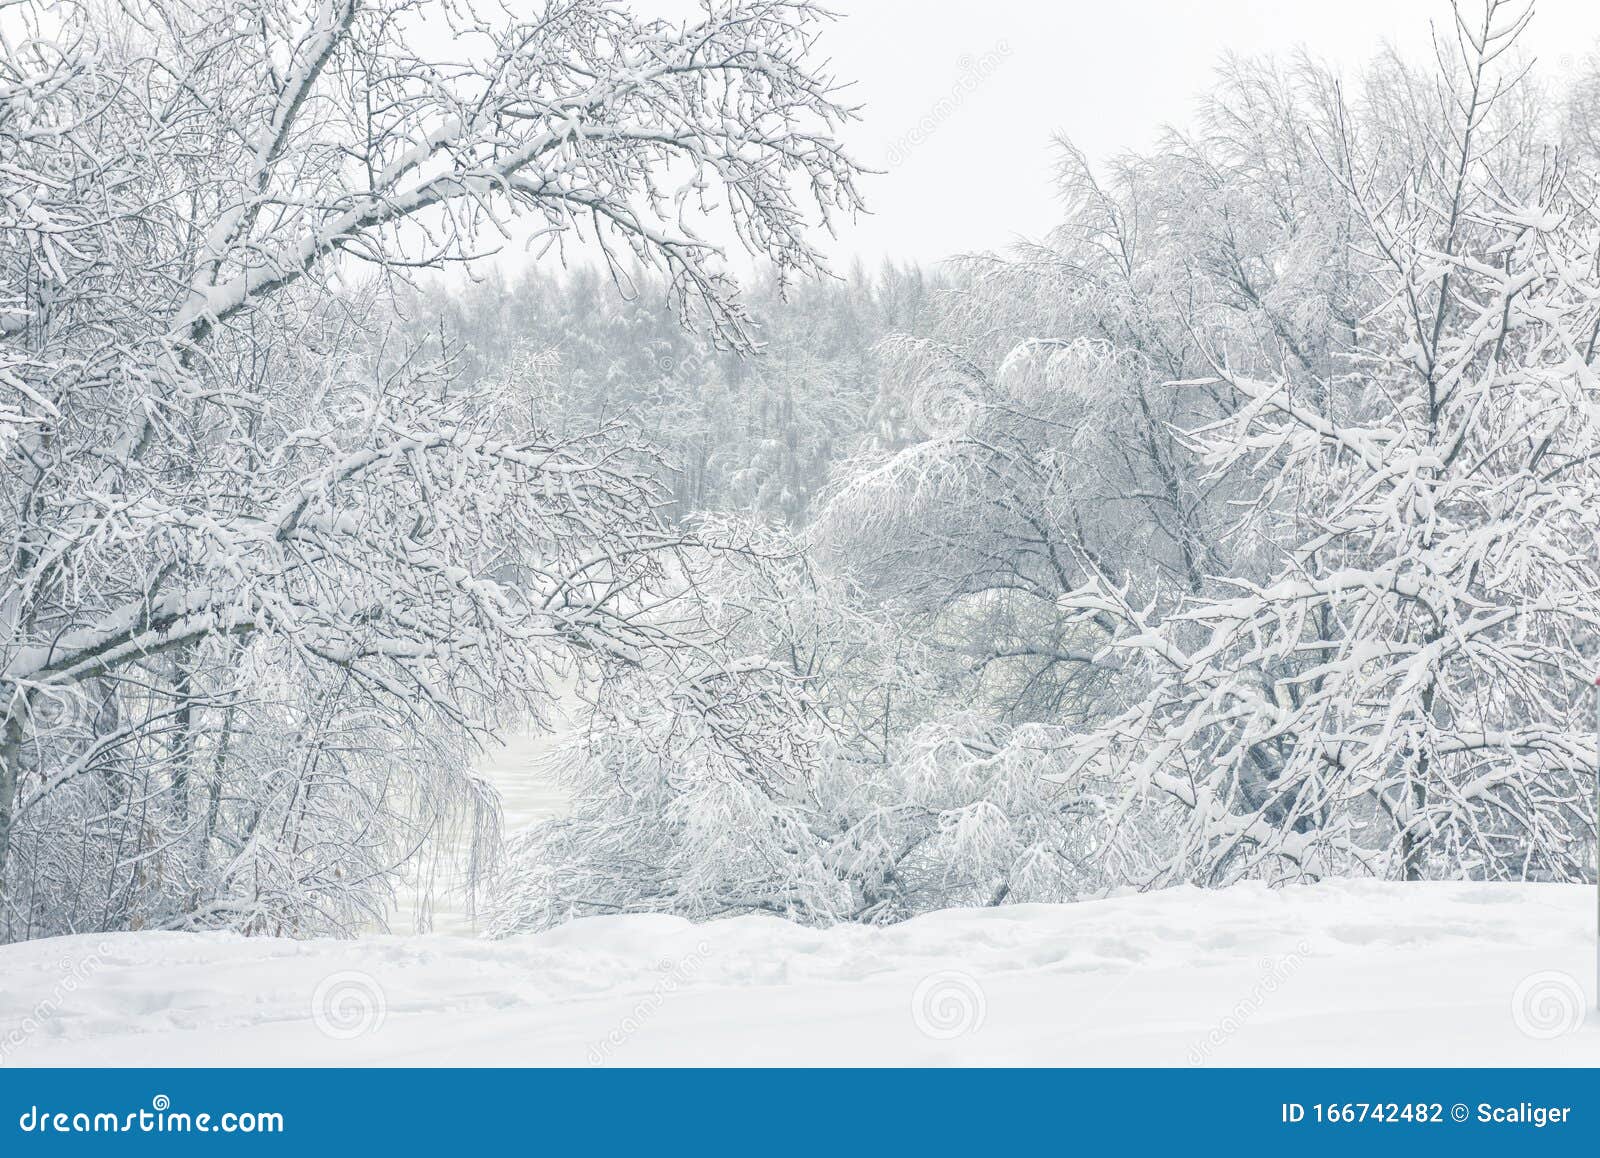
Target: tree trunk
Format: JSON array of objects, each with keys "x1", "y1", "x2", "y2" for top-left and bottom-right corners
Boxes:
[
  {"x1": 0, "y1": 696, "x2": 27, "y2": 926},
  {"x1": 1400, "y1": 779, "x2": 1427, "y2": 882},
  {"x1": 172, "y1": 652, "x2": 197, "y2": 823}
]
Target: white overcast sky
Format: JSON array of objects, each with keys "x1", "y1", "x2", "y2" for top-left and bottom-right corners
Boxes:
[
  {"x1": 405, "y1": 0, "x2": 1597, "y2": 278},
  {"x1": 795, "y1": 0, "x2": 1599, "y2": 269}
]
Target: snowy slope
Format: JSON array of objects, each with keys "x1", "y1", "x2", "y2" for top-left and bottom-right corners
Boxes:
[{"x1": 3, "y1": 881, "x2": 1597, "y2": 1067}]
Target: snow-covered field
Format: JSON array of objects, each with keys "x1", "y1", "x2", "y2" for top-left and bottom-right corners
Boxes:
[{"x1": 3, "y1": 881, "x2": 1597, "y2": 1067}]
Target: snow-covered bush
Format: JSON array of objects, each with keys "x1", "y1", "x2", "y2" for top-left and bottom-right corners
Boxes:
[{"x1": 487, "y1": 521, "x2": 1171, "y2": 933}]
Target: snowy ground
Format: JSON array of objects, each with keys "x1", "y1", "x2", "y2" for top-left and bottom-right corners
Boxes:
[{"x1": 3, "y1": 881, "x2": 1597, "y2": 1067}]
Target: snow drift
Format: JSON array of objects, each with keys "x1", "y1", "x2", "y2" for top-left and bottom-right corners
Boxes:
[{"x1": 2, "y1": 881, "x2": 1596, "y2": 1067}]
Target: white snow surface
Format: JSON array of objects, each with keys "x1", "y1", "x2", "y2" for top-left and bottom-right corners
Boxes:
[{"x1": 4, "y1": 881, "x2": 1597, "y2": 1066}]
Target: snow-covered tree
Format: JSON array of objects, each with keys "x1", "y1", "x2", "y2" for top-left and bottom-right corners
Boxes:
[
  {"x1": 812, "y1": 48, "x2": 1370, "y2": 729},
  {"x1": 795, "y1": 0, "x2": 1598, "y2": 904},
  {"x1": 488, "y1": 515, "x2": 1163, "y2": 931},
  {"x1": 1056, "y1": 0, "x2": 1600, "y2": 885},
  {"x1": 0, "y1": 0, "x2": 863, "y2": 939}
]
